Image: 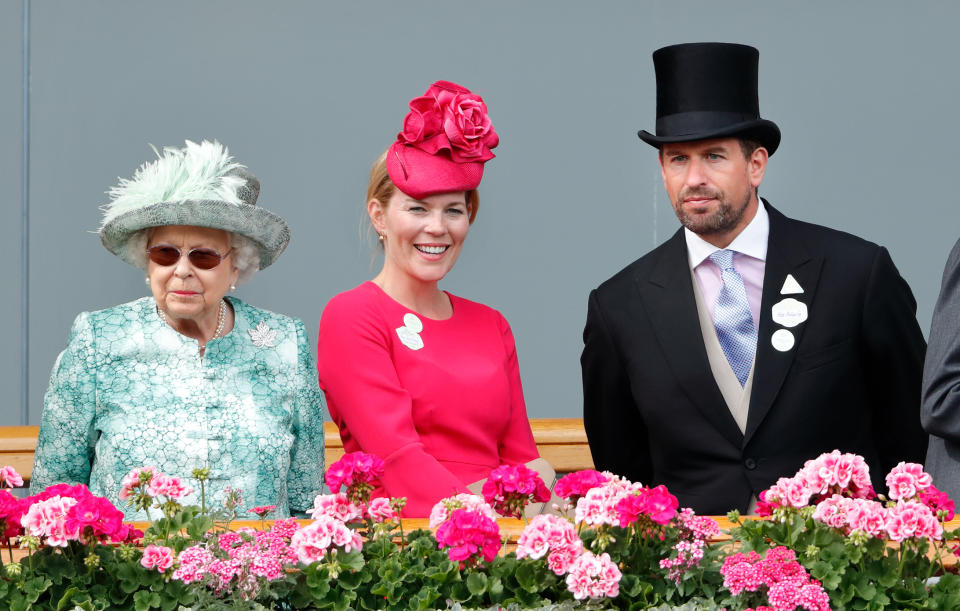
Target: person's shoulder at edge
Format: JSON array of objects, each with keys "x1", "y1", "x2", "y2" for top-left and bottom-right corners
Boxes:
[
  {"x1": 768, "y1": 205, "x2": 885, "y2": 262},
  {"x1": 319, "y1": 281, "x2": 389, "y2": 325}
]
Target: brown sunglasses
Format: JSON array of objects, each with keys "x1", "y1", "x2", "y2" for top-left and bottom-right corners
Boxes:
[{"x1": 146, "y1": 245, "x2": 233, "y2": 270}]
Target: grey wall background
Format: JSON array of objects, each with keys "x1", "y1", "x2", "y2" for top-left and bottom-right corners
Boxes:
[{"x1": 3, "y1": 1, "x2": 958, "y2": 426}]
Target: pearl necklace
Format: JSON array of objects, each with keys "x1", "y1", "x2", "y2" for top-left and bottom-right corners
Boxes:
[{"x1": 157, "y1": 299, "x2": 227, "y2": 351}]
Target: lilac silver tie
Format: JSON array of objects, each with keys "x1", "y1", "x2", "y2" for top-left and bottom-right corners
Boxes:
[{"x1": 708, "y1": 249, "x2": 756, "y2": 386}]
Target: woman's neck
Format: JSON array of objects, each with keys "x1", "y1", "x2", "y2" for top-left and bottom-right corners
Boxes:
[
  {"x1": 160, "y1": 299, "x2": 235, "y2": 346},
  {"x1": 372, "y1": 270, "x2": 451, "y2": 320}
]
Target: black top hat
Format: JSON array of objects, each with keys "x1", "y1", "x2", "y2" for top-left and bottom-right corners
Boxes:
[{"x1": 638, "y1": 42, "x2": 780, "y2": 155}]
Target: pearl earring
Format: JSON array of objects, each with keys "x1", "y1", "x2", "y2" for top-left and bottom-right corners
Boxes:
[
  {"x1": 378, "y1": 234, "x2": 385, "y2": 242},
  {"x1": 230, "y1": 284, "x2": 236, "y2": 291},
  {"x1": 144, "y1": 277, "x2": 150, "y2": 285}
]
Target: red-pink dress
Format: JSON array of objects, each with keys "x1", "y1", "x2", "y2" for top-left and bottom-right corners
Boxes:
[{"x1": 316, "y1": 282, "x2": 539, "y2": 516}]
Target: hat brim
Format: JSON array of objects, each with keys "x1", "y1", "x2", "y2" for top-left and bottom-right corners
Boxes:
[
  {"x1": 638, "y1": 119, "x2": 781, "y2": 156},
  {"x1": 100, "y1": 199, "x2": 291, "y2": 270}
]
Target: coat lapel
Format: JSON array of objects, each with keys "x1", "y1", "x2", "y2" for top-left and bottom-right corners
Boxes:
[
  {"x1": 744, "y1": 203, "x2": 823, "y2": 443},
  {"x1": 637, "y1": 229, "x2": 745, "y2": 448}
]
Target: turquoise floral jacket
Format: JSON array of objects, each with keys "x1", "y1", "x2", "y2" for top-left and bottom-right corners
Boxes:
[{"x1": 32, "y1": 297, "x2": 325, "y2": 520}]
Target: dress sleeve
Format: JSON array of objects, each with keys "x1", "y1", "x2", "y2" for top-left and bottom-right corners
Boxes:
[
  {"x1": 495, "y1": 313, "x2": 539, "y2": 465},
  {"x1": 316, "y1": 293, "x2": 468, "y2": 516},
  {"x1": 31, "y1": 312, "x2": 99, "y2": 491},
  {"x1": 286, "y1": 319, "x2": 326, "y2": 514}
]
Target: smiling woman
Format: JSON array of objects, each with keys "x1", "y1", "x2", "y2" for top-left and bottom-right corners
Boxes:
[
  {"x1": 30, "y1": 141, "x2": 326, "y2": 520},
  {"x1": 316, "y1": 81, "x2": 545, "y2": 516}
]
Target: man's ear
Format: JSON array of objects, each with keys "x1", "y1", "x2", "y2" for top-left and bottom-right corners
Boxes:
[{"x1": 749, "y1": 147, "x2": 769, "y2": 188}]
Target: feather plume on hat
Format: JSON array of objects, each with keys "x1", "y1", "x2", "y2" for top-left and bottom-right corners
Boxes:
[
  {"x1": 98, "y1": 139, "x2": 291, "y2": 271},
  {"x1": 101, "y1": 140, "x2": 245, "y2": 228}
]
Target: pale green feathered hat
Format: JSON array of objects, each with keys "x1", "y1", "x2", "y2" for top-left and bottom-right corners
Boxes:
[{"x1": 99, "y1": 140, "x2": 290, "y2": 270}]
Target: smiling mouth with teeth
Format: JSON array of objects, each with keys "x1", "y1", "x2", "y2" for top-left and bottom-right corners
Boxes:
[{"x1": 416, "y1": 245, "x2": 449, "y2": 255}]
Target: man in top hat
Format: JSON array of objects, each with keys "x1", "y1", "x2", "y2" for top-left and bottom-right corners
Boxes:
[{"x1": 581, "y1": 42, "x2": 927, "y2": 514}]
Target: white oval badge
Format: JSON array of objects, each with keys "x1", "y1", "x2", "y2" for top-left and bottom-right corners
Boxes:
[
  {"x1": 771, "y1": 329, "x2": 795, "y2": 352},
  {"x1": 403, "y1": 313, "x2": 423, "y2": 334},
  {"x1": 771, "y1": 298, "x2": 808, "y2": 328},
  {"x1": 396, "y1": 326, "x2": 424, "y2": 350}
]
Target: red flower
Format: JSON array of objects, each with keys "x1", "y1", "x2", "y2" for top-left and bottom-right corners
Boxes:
[
  {"x1": 918, "y1": 485, "x2": 955, "y2": 521},
  {"x1": 64, "y1": 495, "x2": 125, "y2": 542},
  {"x1": 554, "y1": 470, "x2": 610, "y2": 501},
  {"x1": 0, "y1": 489, "x2": 26, "y2": 538},
  {"x1": 325, "y1": 451, "x2": 385, "y2": 492},
  {"x1": 435, "y1": 508, "x2": 501, "y2": 566},
  {"x1": 482, "y1": 464, "x2": 550, "y2": 519},
  {"x1": 644, "y1": 485, "x2": 679, "y2": 525},
  {"x1": 615, "y1": 485, "x2": 679, "y2": 527}
]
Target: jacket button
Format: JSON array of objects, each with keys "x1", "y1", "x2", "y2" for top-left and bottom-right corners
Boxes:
[{"x1": 744, "y1": 458, "x2": 757, "y2": 470}]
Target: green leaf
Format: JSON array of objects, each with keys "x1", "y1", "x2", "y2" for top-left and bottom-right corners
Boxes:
[
  {"x1": 185, "y1": 514, "x2": 214, "y2": 540},
  {"x1": 465, "y1": 571, "x2": 487, "y2": 596},
  {"x1": 56, "y1": 587, "x2": 93, "y2": 611},
  {"x1": 133, "y1": 590, "x2": 161, "y2": 611},
  {"x1": 339, "y1": 549, "x2": 366, "y2": 572},
  {"x1": 514, "y1": 561, "x2": 539, "y2": 592},
  {"x1": 21, "y1": 576, "x2": 53, "y2": 603}
]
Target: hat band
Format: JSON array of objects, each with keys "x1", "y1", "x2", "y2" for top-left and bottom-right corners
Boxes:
[{"x1": 656, "y1": 110, "x2": 758, "y2": 137}]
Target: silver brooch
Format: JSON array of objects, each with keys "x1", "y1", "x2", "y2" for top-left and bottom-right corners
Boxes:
[{"x1": 248, "y1": 321, "x2": 277, "y2": 348}]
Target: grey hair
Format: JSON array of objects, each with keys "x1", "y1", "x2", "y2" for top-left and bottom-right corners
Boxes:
[
  {"x1": 129, "y1": 228, "x2": 261, "y2": 285},
  {"x1": 229, "y1": 233, "x2": 260, "y2": 285}
]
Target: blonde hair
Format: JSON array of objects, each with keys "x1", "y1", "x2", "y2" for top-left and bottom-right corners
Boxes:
[{"x1": 366, "y1": 149, "x2": 480, "y2": 233}]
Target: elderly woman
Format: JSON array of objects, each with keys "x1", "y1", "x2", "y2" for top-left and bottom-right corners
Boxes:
[
  {"x1": 31, "y1": 140, "x2": 324, "y2": 519},
  {"x1": 317, "y1": 81, "x2": 544, "y2": 516}
]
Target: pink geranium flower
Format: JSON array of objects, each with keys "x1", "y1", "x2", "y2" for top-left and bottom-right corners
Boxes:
[
  {"x1": 21, "y1": 495, "x2": 78, "y2": 547},
  {"x1": 660, "y1": 508, "x2": 722, "y2": 582},
  {"x1": 481, "y1": 464, "x2": 550, "y2": 519},
  {"x1": 434, "y1": 508, "x2": 502, "y2": 566},
  {"x1": 565, "y1": 551, "x2": 621, "y2": 600},
  {"x1": 554, "y1": 470, "x2": 610, "y2": 501},
  {"x1": 289, "y1": 515, "x2": 363, "y2": 565},
  {"x1": 141, "y1": 544, "x2": 175, "y2": 572},
  {"x1": 721, "y1": 546, "x2": 830, "y2": 611},
  {"x1": 146, "y1": 473, "x2": 192, "y2": 499},
  {"x1": 428, "y1": 494, "x2": 497, "y2": 529},
  {"x1": 118, "y1": 466, "x2": 157, "y2": 500},
  {"x1": 0, "y1": 466, "x2": 23, "y2": 489},
  {"x1": 367, "y1": 497, "x2": 398, "y2": 523},
  {"x1": 325, "y1": 451, "x2": 384, "y2": 492},
  {"x1": 886, "y1": 462, "x2": 934, "y2": 501},
  {"x1": 325, "y1": 451, "x2": 385, "y2": 506},
  {"x1": 575, "y1": 475, "x2": 644, "y2": 527},
  {"x1": 249, "y1": 505, "x2": 276, "y2": 516},
  {"x1": 516, "y1": 514, "x2": 584, "y2": 575},
  {"x1": 64, "y1": 494, "x2": 125, "y2": 542},
  {"x1": 0, "y1": 489, "x2": 26, "y2": 538},
  {"x1": 918, "y1": 485, "x2": 955, "y2": 521},
  {"x1": 307, "y1": 493, "x2": 364, "y2": 524}
]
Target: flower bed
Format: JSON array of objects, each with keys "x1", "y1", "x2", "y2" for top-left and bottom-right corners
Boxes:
[{"x1": 0, "y1": 451, "x2": 959, "y2": 609}]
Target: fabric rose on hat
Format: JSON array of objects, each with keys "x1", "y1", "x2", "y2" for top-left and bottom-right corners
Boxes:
[{"x1": 397, "y1": 80, "x2": 498, "y2": 163}]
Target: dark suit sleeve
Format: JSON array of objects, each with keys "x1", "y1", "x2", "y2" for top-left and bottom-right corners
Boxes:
[
  {"x1": 581, "y1": 289, "x2": 652, "y2": 482},
  {"x1": 862, "y1": 246, "x2": 927, "y2": 471},
  {"x1": 921, "y1": 238, "x2": 960, "y2": 442}
]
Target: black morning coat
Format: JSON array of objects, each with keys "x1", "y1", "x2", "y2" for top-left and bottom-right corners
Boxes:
[{"x1": 581, "y1": 201, "x2": 928, "y2": 515}]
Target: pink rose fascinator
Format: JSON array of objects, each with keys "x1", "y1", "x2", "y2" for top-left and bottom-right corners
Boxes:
[{"x1": 386, "y1": 80, "x2": 499, "y2": 199}]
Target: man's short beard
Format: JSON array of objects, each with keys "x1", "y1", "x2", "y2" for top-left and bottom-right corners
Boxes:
[{"x1": 674, "y1": 188, "x2": 752, "y2": 236}]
